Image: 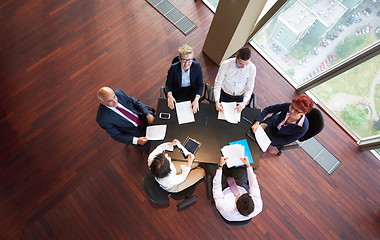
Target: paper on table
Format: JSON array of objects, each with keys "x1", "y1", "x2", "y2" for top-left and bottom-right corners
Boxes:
[
  {"x1": 217, "y1": 102, "x2": 240, "y2": 124},
  {"x1": 229, "y1": 139, "x2": 254, "y2": 165},
  {"x1": 146, "y1": 125, "x2": 167, "y2": 140},
  {"x1": 221, "y1": 144, "x2": 245, "y2": 168},
  {"x1": 175, "y1": 101, "x2": 195, "y2": 124},
  {"x1": 255, "y1": 125, "x2": 271, "y2": 152}
]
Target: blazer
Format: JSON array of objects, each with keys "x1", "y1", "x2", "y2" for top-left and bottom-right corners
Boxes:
[
  {"x1": 96, "y1": 88, "x2": 151, "y2": 145},
  {"x1": 165, "y1": 61, "x2": 204, "y2": 99},
  {"x1": 255, "y1": 103, "x2": 309, "y2": 146}
]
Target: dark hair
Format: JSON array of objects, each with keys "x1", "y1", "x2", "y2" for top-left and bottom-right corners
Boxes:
[
  {"x1": 150, "y1": 153, "x2": 171, "y2": 178},
  {"x1": 236, "y1": 193, "x2": 254, "y2": 216},
  {"x1": 292, "y1": 94, "x2": 314, "y2": 114},
  {"x1": 236, "y1": 48, "x2": 251, "y2": 61}
]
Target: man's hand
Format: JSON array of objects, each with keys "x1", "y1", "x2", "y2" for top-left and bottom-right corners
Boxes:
[
  {"x1": 186, "y1": 153, "x2": 195, "y2": 167},
  {"x1": 219, "y1": 157, "x2": 227, "y2": 167},
  {"x1": 240, "y1": 156, "x2": 250, "y2": 167},
  {"x1": 215, "y1": 102, "x2": 223, "y2": 112},
  {"x1": 146, "y1": 114, "x2": 155, "y2": 125},
  {"x1": 137, "y1": 137, "x2": 148, "y2": 145},
  {"x1": 191, "y1": 98, "x2": 199, "y2": 114},
  {"x1": 167, "y1": 93, "x2": 176, "y2": 110},
  {"x1": 236, "y1": 101, "x2": 247, "y2": 113}
]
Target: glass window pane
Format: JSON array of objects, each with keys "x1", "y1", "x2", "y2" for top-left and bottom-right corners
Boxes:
[
  {"x1": 202, "y1": 0, "x2": 219, "y2": 11},
  {"x1": 311, "y1": 55, "x2": 380, "y2": 138},
  {"x1": 251, "y1": 0, "x2": 380, "y2": 86}
]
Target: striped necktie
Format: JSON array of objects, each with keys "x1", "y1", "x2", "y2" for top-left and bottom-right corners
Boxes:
[
  {"x1": 227, "y1": 177, "x2": 241, "y2": 197},
  {"x1": 116, "y1": 106, "x2": 145, "y2": 127}
]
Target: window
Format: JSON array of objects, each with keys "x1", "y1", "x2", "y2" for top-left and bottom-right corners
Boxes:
[
  {"x1": 203, "y1": 0, "x2": 380, "y2": 149},
  {"x1": 311, "y1": 55, "x2": 380, "y2": 139}
]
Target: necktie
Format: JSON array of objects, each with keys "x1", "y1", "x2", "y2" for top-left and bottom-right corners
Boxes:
[
  {"x1": 227, "y1": 177, "x2": 240, "y2": 197},
  {"x1": 116, "y1": 106, "x2": 145, "y2": 127}
]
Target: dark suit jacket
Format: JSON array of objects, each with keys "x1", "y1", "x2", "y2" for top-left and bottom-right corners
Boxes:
[
  {"x1": 255, "y1": 103, "x2": 309, "y2": 146},
  {"x1": 96, "y1": 88, "x2": 151, "y2": 145},
  {"x1": 165, "y1": 61, "x2": 203, "y2": 100}
]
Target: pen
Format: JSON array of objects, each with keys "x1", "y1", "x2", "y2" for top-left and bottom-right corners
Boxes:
[
  {"x1": 242, "y1": 117, "x2": 252, "y2": 124},
  {"x1": 205, "y1": 115, "x2": 208, "y2": 125}
]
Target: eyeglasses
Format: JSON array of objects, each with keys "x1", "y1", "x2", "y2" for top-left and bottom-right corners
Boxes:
[
  {"x1": 290, "y1": 104, "x2": 303, "y2": 114},
  {"x1": 180, "y1": 58, "x2": 193, "y2": 63}
]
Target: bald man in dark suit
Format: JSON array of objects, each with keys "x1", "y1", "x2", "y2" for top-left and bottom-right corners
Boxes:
[{"x1": 96, "y1": 87, "x2": 155, "y2": 146}]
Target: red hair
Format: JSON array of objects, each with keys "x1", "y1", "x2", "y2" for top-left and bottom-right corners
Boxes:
[{"x1": 292, "y1": 95, "x2": 314, "y2": 113}]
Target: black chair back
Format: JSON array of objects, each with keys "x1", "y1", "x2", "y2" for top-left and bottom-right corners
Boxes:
[
  {"x1": 220, "y1": 213, "x2": 252, "y2": 226},
  {"x1": 299, "y1": 108, "x2": 324, "y2": 141},
  {"x1": 143, "y1": 173, "x2": 169, "y2": 205}
]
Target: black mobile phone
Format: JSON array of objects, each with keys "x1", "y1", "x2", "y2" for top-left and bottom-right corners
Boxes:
[
  {"x1": 159, "y1": 112, "x2": 170, "y2": 119},
  {"x1": 246, "y1": 131, "x2": 256, "y2": 142}
]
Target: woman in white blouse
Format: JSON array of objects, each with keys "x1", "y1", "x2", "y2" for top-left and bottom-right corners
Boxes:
[{"x1": 147, "y1": 139, "x2": 205, "y2": 193}]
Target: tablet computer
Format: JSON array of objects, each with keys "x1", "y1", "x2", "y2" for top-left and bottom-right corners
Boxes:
[{"x1": 182, "y1": 136, "x2": 201, "y2": 157}]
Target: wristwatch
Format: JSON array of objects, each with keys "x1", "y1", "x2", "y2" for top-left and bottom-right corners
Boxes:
[{"x1": 218, "y1": 165, "x2": 223, "y2": 168}]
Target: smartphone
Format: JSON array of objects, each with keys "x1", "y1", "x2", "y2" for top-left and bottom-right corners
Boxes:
[
  {"x1": 246, "y1": 131, "x2": 256, "y2": 142},
  {"x1": 159, "y1": 112, "x2": 170, "y2": 119}
]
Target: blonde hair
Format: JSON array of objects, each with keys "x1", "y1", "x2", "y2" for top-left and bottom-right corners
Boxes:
[{"x1": 178, "y1": 44, "x2": 194, "y2": 56}]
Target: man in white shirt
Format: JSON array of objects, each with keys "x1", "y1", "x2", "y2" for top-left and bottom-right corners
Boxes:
[
  {"x1": 212, "y1": 157, "x2": 263, "y2": 221},
  {"x1": 213, "y1": 47, "x2": 256, "y2": 113},
  {"x1": 148, "y1": 139, "x2": 205, "y2": 192}
]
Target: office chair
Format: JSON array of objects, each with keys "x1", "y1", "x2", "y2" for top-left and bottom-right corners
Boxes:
[
  {"x1": 276, "y1": 108, "x2": 324, "y2": 156},
  {"x1": 143, "y1": 173, "x2": 197, "y2": 210},
  {"x1": 221, "y1": 216, "x2": 252, "y2": 226},
  {"x1": 203, "y1": 83, "x2": 257, "y2": 108}
]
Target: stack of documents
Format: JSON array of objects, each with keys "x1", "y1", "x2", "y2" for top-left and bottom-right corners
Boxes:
[
  {"x1": 218, "y1": 102, "x2": 241, "y2": 124},
  {"x1": 229, "y1": 139, "x2": 254, "y2": 165},
  {"x1": 221, "y1": 144, "x2": 245, "y2": 168}
]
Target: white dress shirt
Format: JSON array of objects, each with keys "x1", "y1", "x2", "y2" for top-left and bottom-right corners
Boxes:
[
  {"x1": 214, "y1": 57, "x2": 256, "y2": 103},
  {"x1": 213, "y1": 167, "x2": 263, "y2": 221},
  {"x1": 147, "y1": 142, "x2": 191, "y2": 190}
]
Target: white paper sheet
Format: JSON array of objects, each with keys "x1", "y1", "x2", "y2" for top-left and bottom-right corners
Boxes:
[
  {"x1": 146, "y1": 125, "x2": 167, "y2": 140},
  {"x1": 217, "y1": 102, "x2": 240, "y2": 124},
  {"x1": 221, "y1": 144, "x2": 245, "y2": 168},
  {"x1": 255, "y1": 125, "x2": 271, "y2": 152},
  {"x1": 175, "y1": 101, "x2": 195, "y2": 124}
]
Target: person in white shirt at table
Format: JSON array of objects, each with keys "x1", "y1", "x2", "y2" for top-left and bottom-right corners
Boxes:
[
  {"x1": 213, "y1": 47, "x2": 256, "y2": 113},
  {"x1": 213, "y1": 156, "x2": 263, "y2": 221},
  {"x1": 147, "y1": 139, "x2": 205, "y2": 193}
]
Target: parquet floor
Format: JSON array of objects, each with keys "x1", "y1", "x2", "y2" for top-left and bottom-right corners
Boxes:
[{"x1": 0, "y1": 0, "x2": 379, "y2": 239}]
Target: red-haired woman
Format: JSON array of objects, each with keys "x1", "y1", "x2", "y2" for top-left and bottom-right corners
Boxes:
[{"x1": 251, "y1": 95, "x2": 314, "y2": 146}]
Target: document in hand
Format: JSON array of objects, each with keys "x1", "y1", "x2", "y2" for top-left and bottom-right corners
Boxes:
[
  {"x1": 175, "y1": 101, "x2": 195, "y2": 124},
  {"x1": 146, "y1": 125, "x2": 167, "y2": 140},
  {"x1": 229, "y1": 139, "x2": 254, "y2": 166},
  {"x1": 255, "y1": 125, "x2": 271, "y2": 152},
  {"x1": 221, "y1": 144, "x2": 245, "y2": 168},
  {"x1": 217, "y1": 102, "x2": 241, "y2": 124}
]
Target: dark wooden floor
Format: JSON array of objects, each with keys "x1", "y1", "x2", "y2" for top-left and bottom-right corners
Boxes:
[{"x1": 1, "y1": 0, "x2": 379, "y2": 239}]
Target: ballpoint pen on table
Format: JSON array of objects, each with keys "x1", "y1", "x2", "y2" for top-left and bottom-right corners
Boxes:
[{"x1": 242, "y1": 117, "x2": 252, "y2": 124}]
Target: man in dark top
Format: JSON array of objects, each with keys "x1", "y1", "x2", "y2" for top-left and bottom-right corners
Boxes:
[{"x1": 96, "y1": 86, "x2": 155, "y2": 146}]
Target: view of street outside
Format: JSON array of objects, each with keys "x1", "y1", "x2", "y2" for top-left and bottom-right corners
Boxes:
[{"x1": 251, "y1": 0, "x2": 380, "y2": 139}]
